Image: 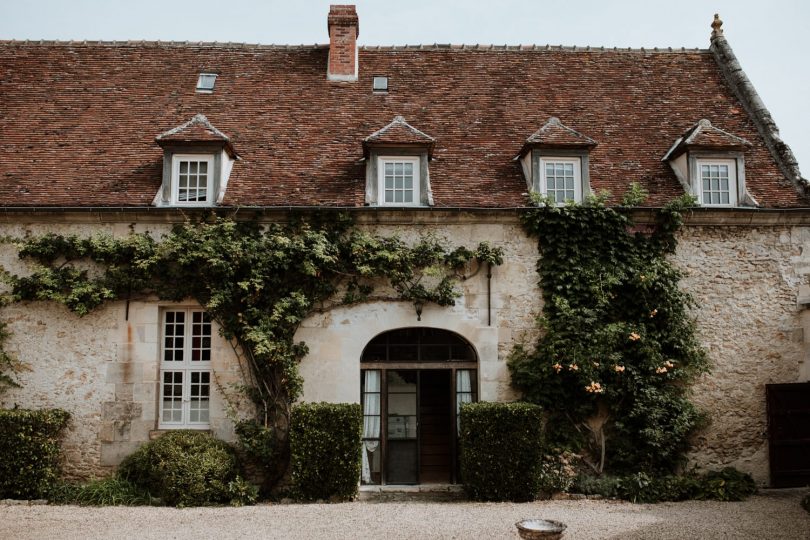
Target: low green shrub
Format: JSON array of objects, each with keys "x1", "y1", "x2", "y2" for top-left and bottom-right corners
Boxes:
[
  {"x1": 0, "y1": 408, "x2": 70, "y2": 499},
  {"x1": 583, "y1": 467, "x2": 757, "y2": 503},
  {"x1": 118, "y1": 430, "x2": 256, "y2": 507},
  {"x1": 289, "y1": 402, "x2": 362, "y2": 502},
  {"x1": 572, "y1": 474, "x2": 622, "y2": 498},
  {"x1": 51, "y1": 476, "x2": 154, "y2": 506},
  {"x1": 459, "y1": 402, "x2": 544, "y2": 502},
  {"x1": 692, "y1": 467, "x2": 757, "y2": 501}
]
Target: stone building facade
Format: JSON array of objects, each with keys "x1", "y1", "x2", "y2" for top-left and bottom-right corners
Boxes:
[{"x1": 0, "y1": 7, "x2": 807, "y2": 485}]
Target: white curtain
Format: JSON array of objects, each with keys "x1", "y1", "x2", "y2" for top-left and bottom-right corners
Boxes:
[
  {"x1": 361, "y1": 370, "x2": 381, "y2": 483},
  {"x1": 456, "y1": 369, "x2": 473, "y2": 434}
]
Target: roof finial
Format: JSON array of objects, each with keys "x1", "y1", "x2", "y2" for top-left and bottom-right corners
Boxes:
[{"x1": 711, "y1": 13, "x2": 724, "y2": 39}]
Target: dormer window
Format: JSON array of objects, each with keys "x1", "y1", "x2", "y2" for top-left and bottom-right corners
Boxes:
[
  {"x1": 172, "y1": 155, "x2": 214, "y2": 205},
  {"x1": 517, "y1": 117, "x2": 597, "y2": 205},
  {"x1": 363, "y1": 116, "x2": 435, "y2": 207},
  {"x1": 379, "y1": 156, "x2": 419, "y2": 205},
  {"x1": 540, "y1": 157, "x2": 582, "y2": 204},
  {"x1": 154, "y1": 114, "x2": 238, "y2": 208},
  {"x1": 698, "y1": 159, "x2": 737, "y2": 206},
  {"x1": 663, "y1": 119, "x2": 753, "y2": 207}
]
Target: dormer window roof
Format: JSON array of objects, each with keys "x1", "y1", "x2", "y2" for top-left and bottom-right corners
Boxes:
[
  {"x1": 662, "y1": 118, "x2": 750, "y2": 161},
  {"x1": 663, "y1": 119, "x2": 755, "y2": 207},
  {"x1": 156, "y1": 113, "x2": 236, "y2": 156},
  {"x1": 517, "y1": 117, "x2": 597, "y2": 205},
  {"x1": 363, "y1": 115, "x2": 436, "y2": 157},
  {"x1": 519, "y1": 116, "x2": 598, "y2": 156},
  {"x1": 363, "y1": 116, "x2": 435, "y2": 207},
  {"x1": 154, "y1": 114, "x2": 237, "y2": 207}
]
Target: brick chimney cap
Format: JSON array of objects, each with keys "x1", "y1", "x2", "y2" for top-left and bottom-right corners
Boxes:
[{"x1": 328, "y1": 5, "x2": 359, "y2": 36}]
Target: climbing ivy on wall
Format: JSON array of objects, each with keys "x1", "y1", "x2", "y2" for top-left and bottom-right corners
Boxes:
[
  {"x1": 508, "y1": 191, "x2": 709, "y2": 474},
  {"x1": 0, "y1": 214, "x2": 502, "y2": 483}
]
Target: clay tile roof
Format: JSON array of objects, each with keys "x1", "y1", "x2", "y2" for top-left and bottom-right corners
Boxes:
[
  {"x1": 156, "y1": 113, "x2": 235, "y2": 154},
  {"x1": 0, "y1": 41, "x2": 804, "y2": 208},
  {"x1": 662, "y1": 118, "x2": 751, "y2": 161},
  {"x1": 525, "y1": 117, "x2": 598, "y2": 147}
]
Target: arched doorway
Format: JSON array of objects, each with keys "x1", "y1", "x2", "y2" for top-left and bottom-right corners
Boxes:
[{"x1": 360, "y1": 327, "x2": 478, "y2": 485}]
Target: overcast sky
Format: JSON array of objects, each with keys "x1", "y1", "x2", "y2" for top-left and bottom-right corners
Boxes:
[{"x1": 1, "y1": 0, "x2": 807, "y2": 176}]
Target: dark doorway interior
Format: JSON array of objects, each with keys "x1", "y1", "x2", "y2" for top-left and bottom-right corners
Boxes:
[
  {"x1": 767, "y1": 382, "x2": 810, "y2": 487},
  {"x1": 419, "y1": 370, "x2": 452, "y2": 483}
]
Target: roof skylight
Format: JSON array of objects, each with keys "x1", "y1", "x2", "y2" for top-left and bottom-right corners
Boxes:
[
  {"x1": 372, "y1": 75, "x2": 388, "y2": 92},
  {"x1": 196, "y1": 73, "x2": 217, "y2": 93}
]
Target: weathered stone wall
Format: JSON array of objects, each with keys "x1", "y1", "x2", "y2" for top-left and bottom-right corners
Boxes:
[
  {"x1": 1, "y1": 214, "x2": 808, "y2": 484},
  {"x1": 676, "y1": 225, "x2": 807, "y2": 484}
]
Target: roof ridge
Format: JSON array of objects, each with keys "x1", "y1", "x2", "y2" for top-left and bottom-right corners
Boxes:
[
  {"x1": 0, "y1": 39, "x2": 329, "y2": 49},
  {"x1": 0, "y1": 39, "x2": 708, "y2": 53},
  {"x1": 360, "y1": 44, "x2": 707, "y2": 53}
]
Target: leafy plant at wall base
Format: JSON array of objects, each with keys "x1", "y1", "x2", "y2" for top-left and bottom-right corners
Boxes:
[
  {"x1": 0, "y1": 408, "x2": 70, "y2": 499},
  {"x1": 509, "y1": 193, "x2": 709, "y2": 474},
  {"x1": 459, "y1": 402, "x2": 544, "y2": 502},
  {"x1": 289, "y1": 402, "x2": 362, "y2": 502},
  {"x1": 118, "y1": 430, "x2": 255, "y2": 507},
  {"x1": 50, "y1": 476, "x2": 155, "y2": 506}
]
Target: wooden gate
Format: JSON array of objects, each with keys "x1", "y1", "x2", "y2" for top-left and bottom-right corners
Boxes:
[{"x1": 766, "y1": 382, "x2": 810, "y2": 487}]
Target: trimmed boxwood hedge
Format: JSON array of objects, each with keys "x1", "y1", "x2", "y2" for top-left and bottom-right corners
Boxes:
[
  {"x1": 290, "y1": 402, "x2": 362, "y2": 501},
  {"x1": 118, "y1": 430, "x2": 255, "y2": 507},
  {"x1": 460, "y1": 402, "x2": 544, "y2": 501},
  {"x1": 0, "y1": 408, "x2": 70, "y2": 499}
]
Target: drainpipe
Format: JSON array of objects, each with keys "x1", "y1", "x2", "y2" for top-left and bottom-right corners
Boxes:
[{"x1": 487, "y1": 261, "x2": 492, "y2": 326}]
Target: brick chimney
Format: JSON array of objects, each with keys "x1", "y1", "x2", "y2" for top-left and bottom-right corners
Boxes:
[{"x1": 327, "y1": 5, "x2": 359, "y2": 82}]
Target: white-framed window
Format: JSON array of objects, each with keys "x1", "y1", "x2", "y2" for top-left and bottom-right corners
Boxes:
[
  {"x1": 696, "y1": 159, "x2": 737, "y2": 206},
  {"x1": 171, "y1": 155, "x2": 215, "y2": 206},
  {"x1": 378, "y1": 156, "x2": 421, "y2": 206},
  {"x1": 159, "y1": 309, "x2": 212, "y2": 429},
  {"x1": 539, "y1": 157, "x2": 582, "y2": 204}
]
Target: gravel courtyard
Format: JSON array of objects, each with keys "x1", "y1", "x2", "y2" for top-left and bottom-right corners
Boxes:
[{"x1": 1, "y1": 489, "x2": 807, "y2": 540}]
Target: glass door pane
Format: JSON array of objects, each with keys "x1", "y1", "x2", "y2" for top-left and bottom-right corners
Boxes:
[{"x1": 386, "y1": 370, "x2": 418, "y2": 484}]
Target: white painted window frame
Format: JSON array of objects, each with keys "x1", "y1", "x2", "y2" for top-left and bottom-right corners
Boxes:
[
  {"x1": 171, "y1": 154, "x2": 215, "y2": 207},
  {"x1": 695, "y1": 158, "x2": 738, "y2": 207},
  {"x1": 377, "y1": 156, "x2": 421, "y2": 207},
  {"x1": 158, "y1": 308, "x2": 212, "y2": 429},
  {"x1": 539, "y1": 156, "x2": 583, "y2": 205}
]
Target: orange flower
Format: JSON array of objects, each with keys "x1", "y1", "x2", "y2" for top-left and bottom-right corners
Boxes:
[
  {"x1": 614, "y1": 365, "x2": 625, "y2": 373},
  {"x1": 568, "y1": 363, "x2": 579, "y2": 372},
  {"x1": 585, "y1": 381, "x2": 604, "y2": 394},
  {"x1": 629, "y1": 332, "x2": 641, "y2": 341},
  {"x1": 552, "y1": 363, "x2": 563, "y2": 373},
  {"x1": 664, "y1": 360, "x2": 675, "y2": 368},
  {"x1": 649, "y1": 309, "x2": 658, "y2": 318},
  {"x1": 592, "y1": 361, "x2": 600, "y2": 368},
  {"x1": 656, "y1": 366, "x2": 668, "y2": 374}
]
